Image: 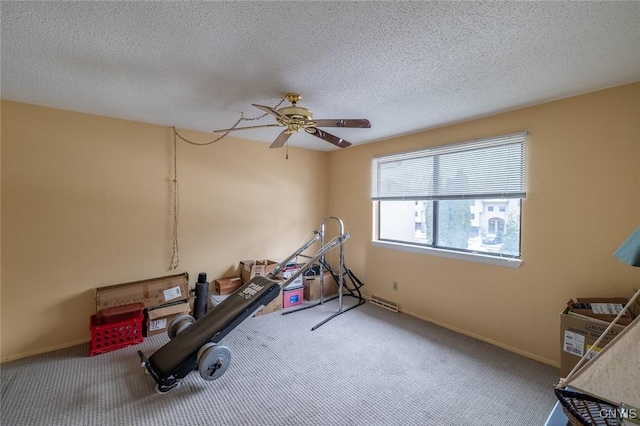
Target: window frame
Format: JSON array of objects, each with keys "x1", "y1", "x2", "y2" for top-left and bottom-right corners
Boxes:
[{"x1": 371, "y1": 132, "x2": 526, "y2": 269}]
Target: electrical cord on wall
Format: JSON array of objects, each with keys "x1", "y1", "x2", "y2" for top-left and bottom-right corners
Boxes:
[
  {"x1": 168, "y1": 97, "x2": 286, "y2": 270},
  {"x1": 169, "y1": 131, "x2": 180, "y2": 270}
]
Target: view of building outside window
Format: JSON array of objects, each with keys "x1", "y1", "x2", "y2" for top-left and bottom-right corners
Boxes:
[{"x1": 379, "y1": 198, "x2": 521, "y2": 257}]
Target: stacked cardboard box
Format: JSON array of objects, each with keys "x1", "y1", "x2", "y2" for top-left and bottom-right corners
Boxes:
[
  {"x1": 237, "y1": 260, "x2": 284, "y2": 316},
  {"x1": 214, "y1": 276, "x2": 243, "y2": 295},
  {"x1": 559, "y1": 297, "x2": 633, "y2": 377},
  {"x1": 303, "y1": 271, "x2": 338, "y2": 301},
  {"x1": 254, "y1": 278, "x2": 284, "y2": 316},
  {"x1": 95, "y1": 272, "x2": 191, "y2": 337},
  {"x1": 146, "y1": 302, "x2": 191, "y2": 336},
  {"x1": 255, "y1": 293, "x2": 284, "y2": 316}
]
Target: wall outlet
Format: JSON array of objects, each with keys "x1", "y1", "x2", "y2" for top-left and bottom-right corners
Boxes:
[{"x1": 392, "y1": 281, "x2": 398, "y2": 291}]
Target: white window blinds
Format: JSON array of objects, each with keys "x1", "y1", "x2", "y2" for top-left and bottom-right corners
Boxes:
[{"x1": 371, "y1": 132, "x2": 527, "y2": 200}]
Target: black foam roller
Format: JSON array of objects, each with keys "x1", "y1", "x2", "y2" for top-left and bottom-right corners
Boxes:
[{"x1": 193, "y1": 281, "x2": 209, "y2": 320}]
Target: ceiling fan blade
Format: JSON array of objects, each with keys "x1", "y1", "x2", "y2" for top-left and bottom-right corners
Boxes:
[
  {"x1": 252, "y1": 104, "x2": 290, "y2": 121},
  {"x1": 213, "y1": 123, "x2": 281, "y2": 133},
  {"x1": 270, "y1": 130, "x2": 292, "y2": 149},
  {"x1": 312, "y1": 119, "x2": 371, "y2": 128},
  {"x1": 310, "y1": 128, "x2": 352, "y2": 148}
]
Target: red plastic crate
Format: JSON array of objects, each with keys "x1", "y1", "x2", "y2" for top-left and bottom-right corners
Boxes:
[
  {"x1": 97, "y1": 302, "x2": 144, "y2": 324},
  {"x1": 89, "y1": 312, "x2": 144, "y2": 356}
]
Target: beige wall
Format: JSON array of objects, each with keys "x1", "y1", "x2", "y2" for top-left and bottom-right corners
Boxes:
[
  {"x1": 328, "y1": 83, "x2": 640, "y2": 366},
  {"x1": 2, "y1": 83, "x2": 638, "y2": 366},
  {"x1": 1, "y1": 101, "x2": 329, "y2": 361}
]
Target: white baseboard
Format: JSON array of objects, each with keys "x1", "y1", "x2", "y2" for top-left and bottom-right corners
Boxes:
[{"x1": 398, "y1": 307, "x2": 559, "y2": 368}]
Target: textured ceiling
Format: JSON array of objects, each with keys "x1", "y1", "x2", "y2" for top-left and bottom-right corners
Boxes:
[{"x1": 2, "y1": 2, "x2": 639, "y2": 151}]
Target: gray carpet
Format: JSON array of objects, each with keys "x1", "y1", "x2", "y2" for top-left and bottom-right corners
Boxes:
[{"x1": 1, "y1": 300, "x2": 559, "y2": 425}]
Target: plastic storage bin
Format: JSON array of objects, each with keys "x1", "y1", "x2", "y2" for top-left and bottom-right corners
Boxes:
[
  {"x1": 96, "y1": 302, "x2": 145, "y2": 324},
  {"x1": 89, "y1": 312, "x2": 144, "y2": 356},
  {"x1": 283, "y1": 287, "x2": 304, "y2": 308}
]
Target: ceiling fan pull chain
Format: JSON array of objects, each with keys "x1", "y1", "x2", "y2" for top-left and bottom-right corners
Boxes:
[
  {"x1": 173, "y1": 97, "x2": 286, "y2": 145},
  {"x1": 241, "y1": 97, "x2": 286, "y2": 122}
]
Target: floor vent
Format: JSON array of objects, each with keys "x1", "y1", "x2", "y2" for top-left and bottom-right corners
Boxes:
[{"x1": 369, "y1": 294, "x2": 399, "y2": 312}]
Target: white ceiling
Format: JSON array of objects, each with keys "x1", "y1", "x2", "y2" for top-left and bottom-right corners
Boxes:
[{"x1": 2, "y1": 2, "x2": 639, "y2": 151}]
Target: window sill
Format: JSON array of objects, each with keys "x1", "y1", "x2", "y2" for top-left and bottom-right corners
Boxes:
[{"x1": 372, "y1": 240, "x2": 522, "y2": 269}]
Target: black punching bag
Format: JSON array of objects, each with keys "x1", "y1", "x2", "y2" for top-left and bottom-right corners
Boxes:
[{"x1": 193, "y1": 272, "x2": 209, "y2": 320}]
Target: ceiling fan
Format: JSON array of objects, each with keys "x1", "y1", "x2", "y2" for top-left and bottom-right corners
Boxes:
[{"x1": 213, "y1": 93, "x2": 371, "y2": 149}]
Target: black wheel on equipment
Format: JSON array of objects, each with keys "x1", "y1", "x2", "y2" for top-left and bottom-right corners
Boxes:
[
  {"x1": 198, "y1": 344, "x2": 231, "y2": 381},
  {"x1": 167, "y1": 314, "x2": 195, "y2": 339}
]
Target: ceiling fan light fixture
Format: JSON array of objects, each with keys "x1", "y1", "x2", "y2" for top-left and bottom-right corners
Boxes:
[{"x1": 277, "y1": 105, "x2": 313, "y2": 121}]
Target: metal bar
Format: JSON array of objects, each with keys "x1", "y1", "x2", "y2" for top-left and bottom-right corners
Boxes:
[
  {"x1": 266, "y1": 231, "x2": 321, "y2": 280},
  {"x1": 310, "y1": 297, "x2": 365, "y2": 331},
  {"x1": 321, "y1": 217, "x2": 345, "y2": 309},
  {"x1": 283, "y1": 216, "x2": 368, "y2": 330},
  {"x1": 276, "y1": 233, "x2": 350, "y2": 290}
]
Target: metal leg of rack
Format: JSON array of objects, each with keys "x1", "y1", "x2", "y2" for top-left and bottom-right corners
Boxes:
[{"x1": 281, "y1": 217, "x2": 365, "y2": 330}]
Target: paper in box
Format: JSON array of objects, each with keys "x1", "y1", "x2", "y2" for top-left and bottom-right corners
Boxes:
[
  {"x1": 95, "y1": 272, "x2": 189, "y2": 311},
  {"x1": 145, "y1": 301, "x2": 191, "y2": 336},
  {"x1": 277, "y1": 263, "x2": 304, "y2": 289},
  {"x1": 566, "y1": 297, "x2": 633, "y2": 326},
  {"x1": 240, "y1": 260, "x2": 278, "y2": 283}
]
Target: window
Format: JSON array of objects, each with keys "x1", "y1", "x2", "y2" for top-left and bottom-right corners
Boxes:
[{"x1": 372, "y1": 132, "x2": 527, "y2": 267}]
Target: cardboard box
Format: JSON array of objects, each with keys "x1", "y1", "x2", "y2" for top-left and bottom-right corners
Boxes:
[
  {"x1": 283, "y1": 287, "x2": 303, "y2": 308},
  {"x1": 95, "y1": 273, "x2": 189, "y2": 311},
  {"x1": 303, "y1": 271, "x2": 338, "y2": 301},
  {"x1": 145, "y1": 301, "x2": 191, "y2": 337},
  {"x1": 560, "y1": 306, "x2": 627, "y2": 377},
  {"x1": 254, "y1": 280, "x2": 283, "y2": 316},
  {"x1": 240, "y1": 260, "x2": 278, "y2": 283},
  {"x1": 566, "y1": 297, "x2": 633, "y2": 326},
  {"x1": 214, "y1": 276, "x2": 243, "y2": 295}
]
